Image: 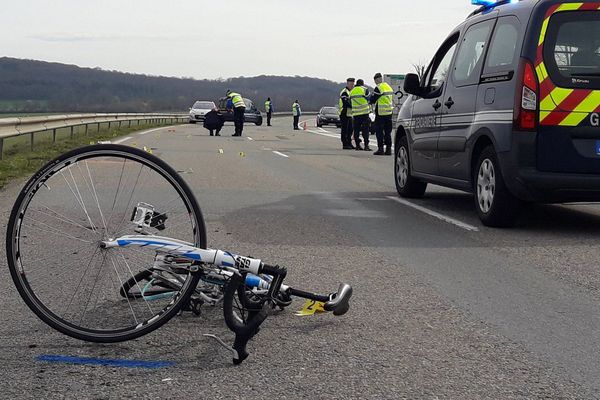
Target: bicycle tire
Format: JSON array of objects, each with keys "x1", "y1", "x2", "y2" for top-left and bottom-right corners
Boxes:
[{"x1": 7, "y1": 144, "x2": 206, "y2": 343}]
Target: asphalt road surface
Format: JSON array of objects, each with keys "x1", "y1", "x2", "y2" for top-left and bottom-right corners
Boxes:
[{"x1": 2, "y1": 116, "x2": 600, "y2": 399}]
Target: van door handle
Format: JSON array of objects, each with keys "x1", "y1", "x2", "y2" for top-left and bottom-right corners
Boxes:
[
  {"x1": 432, "y1": 100, "x2": 442, "y2": 110},
  {"x1": 444, "y1": 97, "x2": 455, "y2": 108}
]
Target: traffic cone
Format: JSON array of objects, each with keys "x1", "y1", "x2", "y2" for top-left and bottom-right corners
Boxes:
[{"x1": 303, "y1": 121, "x2": 307, "y2": 131}]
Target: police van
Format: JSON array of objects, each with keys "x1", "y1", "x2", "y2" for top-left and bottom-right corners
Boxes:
[{"x1": 395, "y1": 0, "x2": 600, "y2": 227}]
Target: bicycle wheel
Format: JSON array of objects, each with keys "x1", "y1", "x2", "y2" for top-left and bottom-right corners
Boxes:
[{"x1": 6, "y1": 144, "x2": 206, "y2": 342}]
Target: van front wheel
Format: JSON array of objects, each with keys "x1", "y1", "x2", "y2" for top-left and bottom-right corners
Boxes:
[{"x1": 474, "y1": 146, "x2": 521, "y2": 227}]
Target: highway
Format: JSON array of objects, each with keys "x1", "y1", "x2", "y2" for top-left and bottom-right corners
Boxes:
[{"x1": 2, "y1": 116, "x2": 600, "y2": 399}]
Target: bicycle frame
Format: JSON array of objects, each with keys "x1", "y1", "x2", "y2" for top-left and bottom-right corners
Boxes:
[{"x1": 102, "y1": 235, "x2": 286, "y2": 292}]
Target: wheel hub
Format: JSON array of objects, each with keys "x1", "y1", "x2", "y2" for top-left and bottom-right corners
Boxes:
[{"x1": 477, "y1": 159, "x2": 496, "y2": 213}]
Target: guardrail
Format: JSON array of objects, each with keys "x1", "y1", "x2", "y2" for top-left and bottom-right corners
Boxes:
[{"x1": 0, "y1": 113, "x2": 188, "y2": 160}]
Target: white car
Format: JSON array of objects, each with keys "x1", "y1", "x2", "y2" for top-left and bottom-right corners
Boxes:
[{"x1": 188, "y1": 101, "x2": 216, "y2": 124}]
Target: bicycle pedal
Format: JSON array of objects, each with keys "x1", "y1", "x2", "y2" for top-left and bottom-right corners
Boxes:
[{"x1": 203, "y1": 334, "x2": 239, "y2": 361}]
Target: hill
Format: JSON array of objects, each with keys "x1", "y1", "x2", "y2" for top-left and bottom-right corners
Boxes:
[{"x1": 0, "y1": 57, "x2": 342, "y2": 113}]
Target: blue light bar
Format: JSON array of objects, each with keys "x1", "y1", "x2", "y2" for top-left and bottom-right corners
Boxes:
[{"x1": 472, "y1": 0, "x2": 518, "y2": 6}]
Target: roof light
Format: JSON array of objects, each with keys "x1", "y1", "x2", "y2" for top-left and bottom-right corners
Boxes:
[{"x1": 471, "y1": 0, "x2": 518, "y2": 6}]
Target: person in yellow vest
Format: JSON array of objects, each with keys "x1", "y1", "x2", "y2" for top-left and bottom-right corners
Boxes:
[
  {"x1": 339, "y1": 78, "x2": 355, "y2": 150},
  {"x1": 292, "y1": 100, "x2": 302, "y2": 130},
  {"x1": 226, "y1": 89, "x2": 246, "y2": 136},
  {"x1": 370, "y1": 73, "x2": 394, "y2": 155},
  {"x1": 265, "y1": 98, "x2": 273, "y2": 126},
  {"x1": 349, "y1": 79, "x2": 371, "y2": 151}
]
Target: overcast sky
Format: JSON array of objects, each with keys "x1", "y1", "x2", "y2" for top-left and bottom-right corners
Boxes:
[{"x1": 1, "y1": 1, "x2": 475, "y2": 83}]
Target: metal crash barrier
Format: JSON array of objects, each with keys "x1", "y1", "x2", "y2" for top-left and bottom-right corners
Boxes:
[{"x1": 0, "y1": 113, "x2": 188, "y2": 160}]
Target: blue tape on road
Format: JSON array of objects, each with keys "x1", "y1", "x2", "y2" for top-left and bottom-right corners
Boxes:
[{"x1": 37, "y1": 355, "x2": 176, "y2": 369}]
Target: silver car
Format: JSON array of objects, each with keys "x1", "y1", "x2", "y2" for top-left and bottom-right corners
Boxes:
[{"x1": 188, "y1": 101, "x2": 216, "y2": 123}]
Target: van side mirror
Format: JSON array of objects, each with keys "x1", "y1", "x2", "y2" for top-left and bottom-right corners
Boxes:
[{"x1": 404, "y1": 73, "x2": 423, "y2": 97}]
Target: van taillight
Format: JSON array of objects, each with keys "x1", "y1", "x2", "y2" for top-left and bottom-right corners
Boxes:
[{"x1": 515, "y1": 59, "x2": 538, "y2": 131}]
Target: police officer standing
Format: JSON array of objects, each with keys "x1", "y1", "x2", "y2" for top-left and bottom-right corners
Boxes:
[
  {"x1": 292, "y1": 100, "x2": 302, "y2": 130},
  {"x1": 339, "y1": 78, "x2": 355, "y2": 150},
  {"x1": 370, "y1": 73, "x2": 394, "y2": 155},
  {"x1": 265, "y1": 97, "x2": 273, "y2": 126},
  {"x1": 349, "y1": 79, "x2": 371, "y2": 151},
  {"x1": 226, "y1": 89, "x2": 246, "y2": 136}
]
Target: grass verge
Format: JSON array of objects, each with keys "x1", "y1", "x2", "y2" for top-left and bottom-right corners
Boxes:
[{"x1": 0, "y1": 121, "x2": 178, "y2": 189}]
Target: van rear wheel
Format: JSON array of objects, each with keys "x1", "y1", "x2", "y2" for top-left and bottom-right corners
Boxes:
[
  {"x1": 474, "y1": 146, "x2": 521, "y2": 227},
  {"x1": 395, "y1": 136, "x2": 427, "y2": 198}
]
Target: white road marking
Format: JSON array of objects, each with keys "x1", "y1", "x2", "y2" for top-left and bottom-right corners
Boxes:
[
  {"x1": 138, "y1": 126, "x2": 181, "y2": 136},
  {"x1": 272, "y1": 151, "x2": 289, "y2": 158},
  {"x1": 387, "y1": 196, "x2": 480, "y2": 232},
  {"x1": 113, "y1": 136, "x2": 132, "y2": 144},
  {"x1": 247, "y1": 137, "x2": 254, "y2": 141},
  {"x1": 307, "y1": 129, "x2": 339, "y2": 139}
]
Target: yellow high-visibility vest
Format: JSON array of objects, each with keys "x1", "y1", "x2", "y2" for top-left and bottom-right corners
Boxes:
[
  {"x1": 292, "y1": 102, "x2": 301, "y2": 116},
  {"x1": 376, "y1": 82, "x2": 394, "y2": 116},
  {"x1": 350, "y1": 86, "x2": 369, "y2": 116},
  {"x1": 229, "y1": 92, "x2": 245, "y2": 108},
  {"x1": 339, "y1": 88, "x2": 351, "y2": 117},
  {"x1": 265, "y1": 100, "x2": 271, "y2": 113}
]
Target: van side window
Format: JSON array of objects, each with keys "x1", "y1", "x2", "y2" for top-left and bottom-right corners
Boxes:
[
  {"x1": 423, "y1": 34, "x2": 459, "y2": 96},
  {"x1": 485, "y1": 17, "x2": 520, "y2": 72},
  {"x1": 452, "y1": 20, "x2": 494, "y2": 86}
]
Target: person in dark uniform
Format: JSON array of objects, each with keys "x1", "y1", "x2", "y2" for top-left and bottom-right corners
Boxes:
[
  {"x1": 349, "y1": 79, "x2": 371, "y2": 151},
  {"x1": 339, "y1": 78, "x2": 355, "y2": 149},
  {"x1": 203, "y1": 108, "x2": 225, "y2": 136},
  {"x1": 265, "y1": 98, "x2": 274, "y2": 126},
  {"x1": 370, "y1": 73, "x2": 394, "y2": 155},
  {"x1": 226, "y1": 89, "x2": 246, "y2": 136},
  {"x1": 292, "y1": 100, "x2": 302, "y2": 130}
]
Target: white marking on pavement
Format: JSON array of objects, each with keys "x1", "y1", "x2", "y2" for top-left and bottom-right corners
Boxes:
[
  {"x1": 113, "y1": 136, "x2": 132, "y2": 144},
  {"x1": 247, "y1": 137, "x2": 254, "y2": 141},
  {"x1": 386, "y1": 196, "x2": 480, "y2": 232},
  {"x1": 138, "y1": 126, "x2": 175, "y2": 136},
  {"x1": 272, "y1": 151, "x2": 289, "y2": 158},
  {"x1": 307, "y1": 129, "x2": 339, "y2": 139}
]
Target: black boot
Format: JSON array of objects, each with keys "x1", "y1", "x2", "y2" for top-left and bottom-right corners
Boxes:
[
  {"x1": 385, "y1": 146, "x2": 392, "y2": 155},
  {"x1": 373, "y1": 148, "x2": 384, "y2": 155}
]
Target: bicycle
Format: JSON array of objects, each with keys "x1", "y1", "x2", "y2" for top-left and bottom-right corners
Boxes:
[{"x1": 6, "y1": 144, "x2": 352, "y2": 364}]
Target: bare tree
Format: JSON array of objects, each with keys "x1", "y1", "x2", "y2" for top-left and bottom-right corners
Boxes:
[{"x1": 411, "y1": 62, "x2": 427, "y2": 81}]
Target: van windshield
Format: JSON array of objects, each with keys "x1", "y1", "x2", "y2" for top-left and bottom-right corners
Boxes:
[{"x1": 545, "y1": 11, "x2": 600, "y2": 88}]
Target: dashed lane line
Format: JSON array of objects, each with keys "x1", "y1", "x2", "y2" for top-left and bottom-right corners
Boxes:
[{"x1": 272, "y1": 151, "x2": 289, "y2": 158}]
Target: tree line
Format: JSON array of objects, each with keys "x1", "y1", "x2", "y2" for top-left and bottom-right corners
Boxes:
[{"x1": 0, "y1": 57, "x2": 342, "y2": 113}]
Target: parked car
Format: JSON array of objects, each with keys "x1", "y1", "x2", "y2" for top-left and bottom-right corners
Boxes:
[
  {"x1": 217, "y1": 97, "x2": 263, "y2": 126},
  {"x1": 188, "y1": 101, "x2": 216, "y2": 123},
  {"x1": 395, "y1": 0, "x2": 600, "y2": 227},
  {"x1": 316, "y1": 106, "x2": 341, "y2": 128}
]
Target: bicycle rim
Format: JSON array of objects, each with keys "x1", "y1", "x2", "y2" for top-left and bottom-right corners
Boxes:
[{"x1": 6, "y1": 144, "x2": 205, "y2": 342}]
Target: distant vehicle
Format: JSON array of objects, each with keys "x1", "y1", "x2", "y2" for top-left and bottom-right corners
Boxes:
[
  {"x1": 218, "y1": 97, "x2": 263, "y2": 126},
  {"x1": 316, "y1": 107, "x2": 341, "y2": 128},
  {"x1": 396, "y1": 0, "x2": 600, "y2": 227},
  {"x1": 188, "y1": 101, "x2": 216, "y2": 124}
]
